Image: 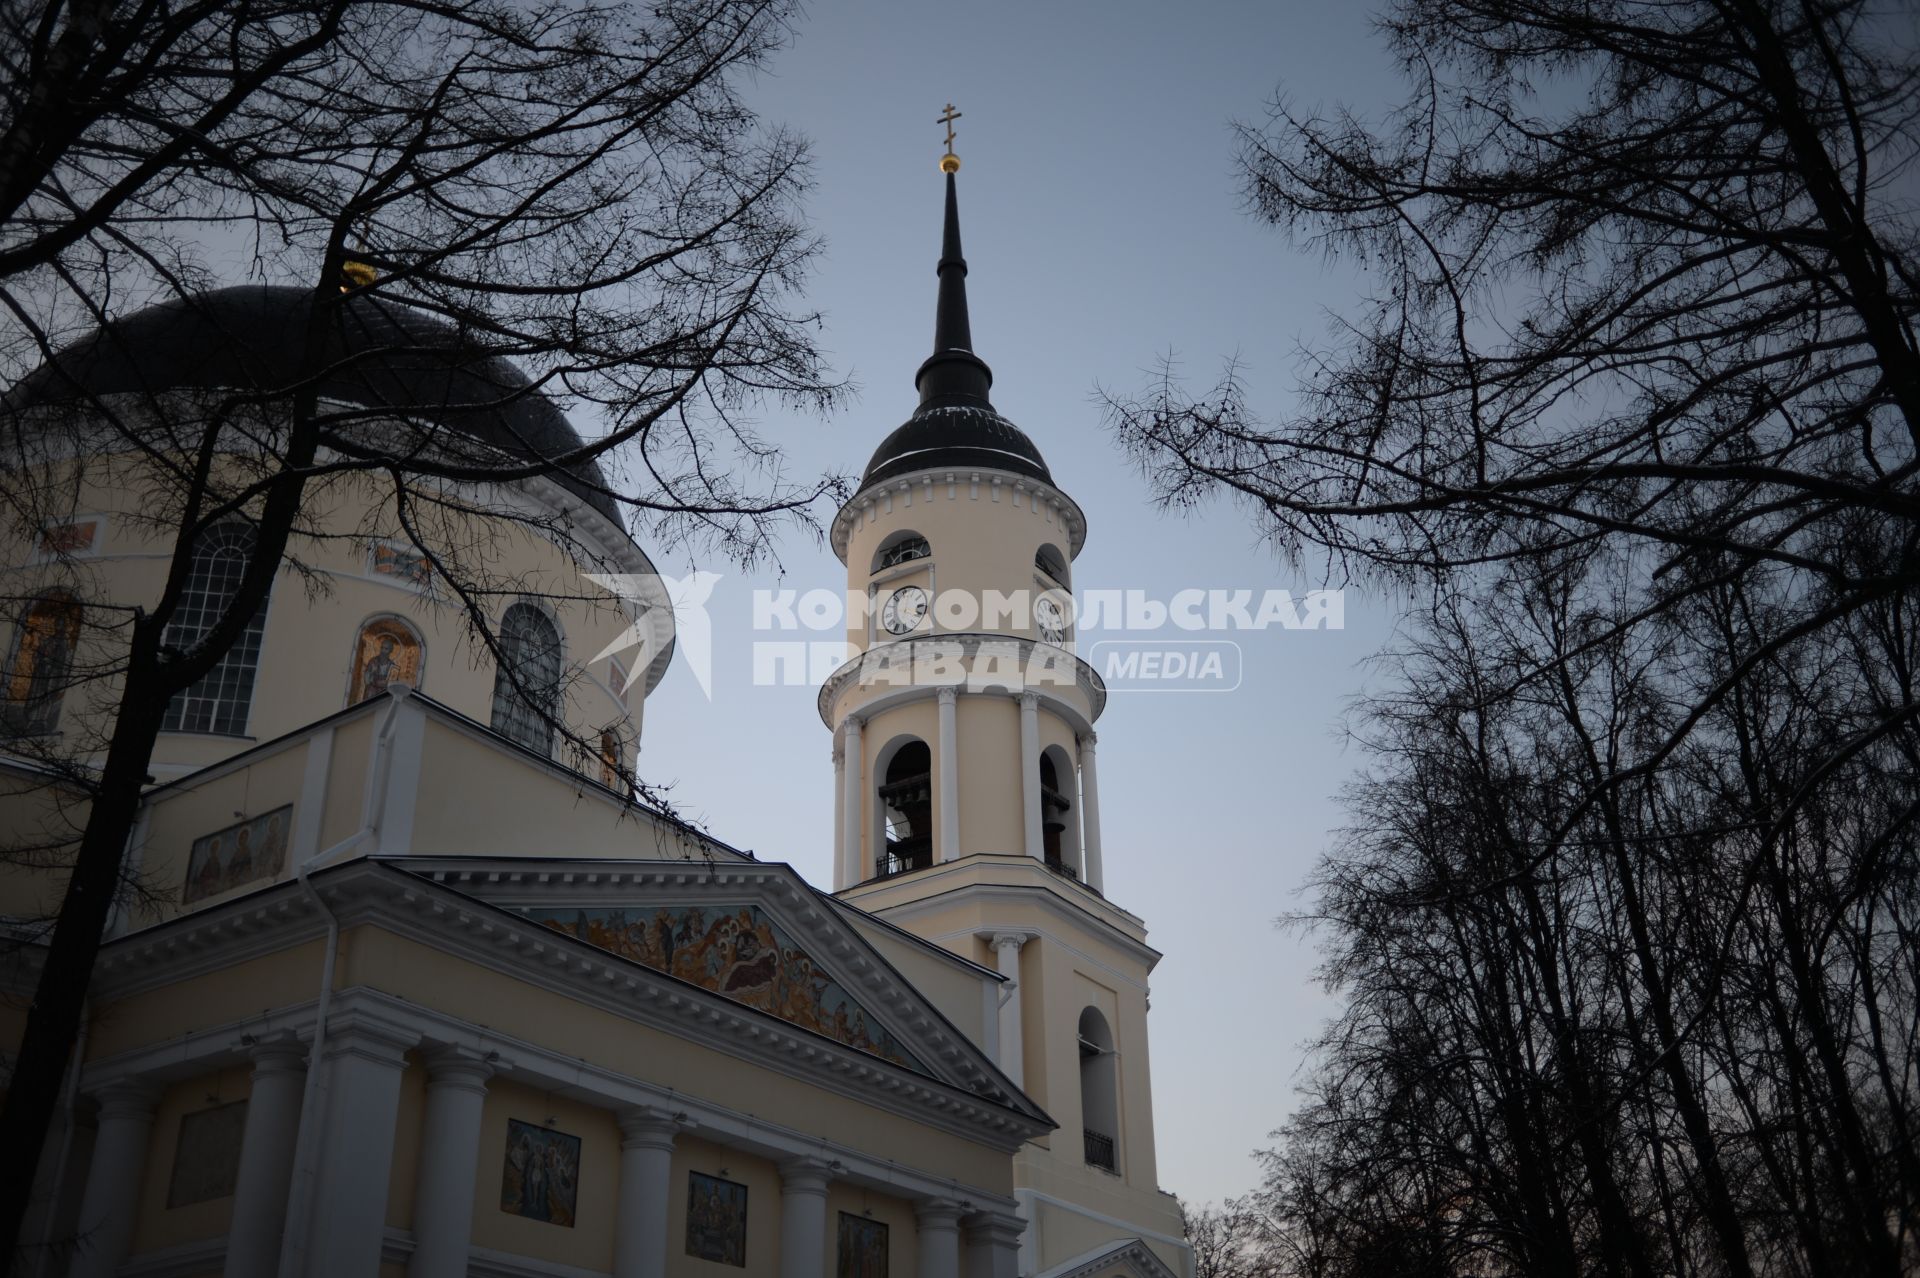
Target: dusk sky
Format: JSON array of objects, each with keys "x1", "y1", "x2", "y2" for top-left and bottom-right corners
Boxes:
[{"x1": 633, "y1": 1, "x2": 1412, "y2": 1208}]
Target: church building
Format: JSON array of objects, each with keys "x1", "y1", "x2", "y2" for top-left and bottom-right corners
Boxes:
[{"x1": 0, "y1": 147, "x2": 1193, "y2": 1278}]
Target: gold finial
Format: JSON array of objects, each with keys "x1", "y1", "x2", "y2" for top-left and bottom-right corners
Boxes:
[{"x1": 937, "y1": 102, "x2": 962, "y2": 173}]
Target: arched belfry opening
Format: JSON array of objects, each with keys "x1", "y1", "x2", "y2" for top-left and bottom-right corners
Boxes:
[
  {"x1": 1079, "y1": 1007, "x2": 1119, "y2": 1173},
  {"x1": 872, "y1": 529, "x2": 931, "y2": 574},
  {"x1": 1039, "y1": 745, "x2": 1081, "y2": 879},
  {"x1": 875, "y1": 737, "x2": 932, "y2": 878}
]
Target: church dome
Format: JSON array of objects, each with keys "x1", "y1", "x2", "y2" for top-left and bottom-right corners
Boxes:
[
  {"x1": 11, "y1": 284, "x2": 624, "y2": 526},
  {"x1": 862, "y1": 402, "x2": 1051, "y2": 487}
]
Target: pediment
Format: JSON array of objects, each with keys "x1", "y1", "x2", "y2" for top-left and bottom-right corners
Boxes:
[
  {"x1": 521, "y1": 898, "x2": 928, "y2": 1074},
  {"x1": 384, "y1": 856, "x2": 1043, "y2": 1121},
  {"x1": 1039, "y1": 1239, "x2": 1184, "y2": 1278}
]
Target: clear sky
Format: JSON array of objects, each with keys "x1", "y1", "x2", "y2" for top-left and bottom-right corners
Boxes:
[{"x1": 638, "y1": 1, "x2": 1409, "y2": 1207}]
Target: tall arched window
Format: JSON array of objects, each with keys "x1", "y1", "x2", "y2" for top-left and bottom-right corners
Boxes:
[
  {"x1": 161, "y1": 523, "x2": 271, "y2": 736},
  {"x1": 1, "y1": 593, "x2": 82, "y2": 736},
  {"x1": 876, "y1": 738, "x2": 932, "y2": 877},
  {"x1": 1039, "y1": 746, "x2": 1080, "y2": 878},
  {"x1": 1079, "y1": 1007, "x2": 1120, "y2": 1173},
  {"x1": 490, "y1": 603, "x2": 563, "y2": 753}
]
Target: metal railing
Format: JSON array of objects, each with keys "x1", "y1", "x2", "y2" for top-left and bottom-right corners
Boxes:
[
  {"x1": 875, "y1": 835, "x2": 933, "y2": 879},
  {"x1": 1084, "y1": 1128, "x2": 1116, "y2": 1172}
]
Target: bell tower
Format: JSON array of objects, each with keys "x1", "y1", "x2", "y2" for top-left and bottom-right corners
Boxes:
[{"x1": 819, "y1": 129, "x2": 1192, "y2": 1278}]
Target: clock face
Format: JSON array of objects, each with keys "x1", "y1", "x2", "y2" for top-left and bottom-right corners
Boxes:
[
  {"x1": 881, "y1": 585, "x2": 929, "y2": 635},
  {"x1": 1036, "y1": 595, "x2": 1067, "y2": 643}
]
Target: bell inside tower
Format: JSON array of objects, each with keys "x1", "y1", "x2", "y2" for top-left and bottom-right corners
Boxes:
[
  {"x1": 878, "y1": 740, "x2": 933, "y2": 877},
  {"x1": 1039, "y1": 751, "x2": 1074, "y2": 874}
]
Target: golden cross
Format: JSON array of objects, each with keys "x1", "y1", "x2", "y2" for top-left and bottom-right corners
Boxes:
[{"x1": 936, "y1": 103, "x2": 962, "y2": 172}]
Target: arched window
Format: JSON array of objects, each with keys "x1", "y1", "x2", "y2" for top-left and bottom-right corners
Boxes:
[
  {"x1": 1079, "y1": 1008, "x2": 1119, "y2": 1173},
  {"x1": 347, "y1": 616, "x2": 423, "y2": 704},
  {"x1": 490, "y1": 603, "x2": 563, "y2": 753},
  {"x1": 1039, "y1": 746, "x2": 1080, "y2": 878},
  {"x1": 872, "y1": 531, "x2": 931, "y2": 573},
  {"x1": 161, "y1": 523, "x2": 271, "y2": 736},
  {"x1": 1034, "y1": 543, "x2": 1069, "y2": 585},
  {"x1": 1, "y1": 593, "x2": 82, "y2": 736},
  {"x1": 876, "y1": 738, "x2": 932, "y2": 877}
]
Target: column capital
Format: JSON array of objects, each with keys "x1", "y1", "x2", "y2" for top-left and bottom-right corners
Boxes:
[
  {"x1": 936, "y1": 685, "x2": 959, "y2": 705},
  {"x1": 1017, "y1": 690, "x2": 1040, "y2": 711},
  {"x1": 989, "y1": 931, "x2": 1029, "y2": 954},
  {"x1": 237, "y1": 1030, "x2": 309, "y2": 1074},
  {"x1": 778, "y1": 1156, "x2": 834, "y2": 1196},
  {"x1": 1077, "y1": 730, "x2": 1097, "y2": 751},
  {"x1": 89, "y1": 1076, "x2": 162, "y2": 1120},
  {"x1": 319, "y1": 1012, "x2": 420, "y2": 1068},
  {"x1": 961, "y1": 1208, "x2": 1026, "y2": 1246},
  {"x1": 421, "y1": 1043, "x2": 501, "y2": 1094},
  {"x1": 914, "y1": 1197, "x2": 963, "y2": 1229},
  {"x1": 616, "y1": 1104, "x2": 686, "y2": 1152}
]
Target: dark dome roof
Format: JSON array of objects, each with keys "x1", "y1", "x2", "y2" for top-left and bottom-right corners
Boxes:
[
  {"x1": 862, "y1": 402, "x2": 1051, "y2": 486},
  {"x1": 11, "y1": 285, "x2": 623, "y2": 525}
]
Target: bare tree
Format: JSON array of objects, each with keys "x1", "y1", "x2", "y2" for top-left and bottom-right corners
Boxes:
[
  {"x1": 0, "y1": 0, "x2": 842, "y2": 1265},
  {"x1": 1181, "y1": 1196, "x2": 1287, "y2": 1278},
  {"x1": 1106, "y1": 6, "x2": 1920, "y2": 1274}
]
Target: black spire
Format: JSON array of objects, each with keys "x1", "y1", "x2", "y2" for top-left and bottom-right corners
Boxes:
[{"x1": 913, "y1": 172, "x2": 994, "y2": 408}]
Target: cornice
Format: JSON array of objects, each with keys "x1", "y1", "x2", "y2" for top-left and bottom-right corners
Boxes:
[
  {"x1": 816, "y1": 632, "x2": 1107, "y2": 727},
  {"x1": 830, "y1": 465, "x2": 1088, "y2": 563}
]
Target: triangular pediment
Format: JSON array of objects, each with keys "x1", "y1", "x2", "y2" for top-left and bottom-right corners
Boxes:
[
  {"x1": 1039, "y1": 1238, "x2": 1184, "y2": 1278},
  {"x1": 521, "y1": 897, "x2": 928, "y2": 1074},
  {"x1": 383, "y1": 855, "x2": 1047, "y2": 1125}
]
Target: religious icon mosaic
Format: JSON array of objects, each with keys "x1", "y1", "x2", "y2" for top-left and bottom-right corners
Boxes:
[
  {"x1": 347, "y1": 617, "x2": 422, "y2": 703},
  {"x1": 523, "y1": 903, "x2": 928, "y2": 1074},
  {"x1": 183, "y1": 805, "x2": 291, "y2": 904},
  {"x1": 165, "y1": 1099, "x2": 248, "y2": 1208},
  {"x1": 369, "y1": 540, "x2": 433, "y2": 590},
  {"x1": 38, "y1": 518, "x2": 99, "y2": 555},
  {"x1": 685, "y1": 1171, "x2": 748, "y2": 1266},
  {"x1": 500, "y1": 1119, "x2": 579, "y2": 1228}
]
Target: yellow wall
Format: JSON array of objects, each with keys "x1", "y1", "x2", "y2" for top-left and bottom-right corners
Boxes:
[
  {"x1": 0, "y1": 457, "x2": 654, "y2": 783},
  {"x1": 127, "y1": 1064, "x2": 253, "y2": 1255}
]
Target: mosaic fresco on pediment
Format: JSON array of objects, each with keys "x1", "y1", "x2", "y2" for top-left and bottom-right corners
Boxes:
[{"x1": 522, "y1": 903, "x2": 928, "y2": 1075}]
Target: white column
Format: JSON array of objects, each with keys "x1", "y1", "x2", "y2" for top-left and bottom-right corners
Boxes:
[
  {"x1": 937, "y1": 687, "x2": 960, "y2": 861},
  {"x1": 70, "y1": 1078, "x2": 160, "y2": 1278},
  {"x1": 778, "y1": 1157, "x2": 832, "y2": 1278},
  {"x1": 223, "y1": 1037, "x2": 309, "y2": 1278},
  {"x1": 408, "y1": 1046, "x2": 497, "y2": 1278},
  {"x1": 840, "y1": 715, "x2": 864, "y2": 888},
  {"x1": 963, "y1": 1209, "x2": 1024, "y2": 1278},
  {"x1": 991, "y1": 933, "x2": 1027, "y2": 1089},
  {"x1": 1018, "y1": 692, "x2": 1042, "y2": 858},
  {"x1": 613, "y1": 1108, "x2": 680, "y2": 1278},
  {"x1": 832, "y1": 745, "x2": 846, "y2": 880},
  {"x1": 1078, "y1": 732, "x2": 1104, "y2": 893},
  {"x1": 915, "y1": 1197, "x2": 962, "y2": 1278},
  {"x1": 302, "y1": 1019, "x2": 415, "y2": 1278}
]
